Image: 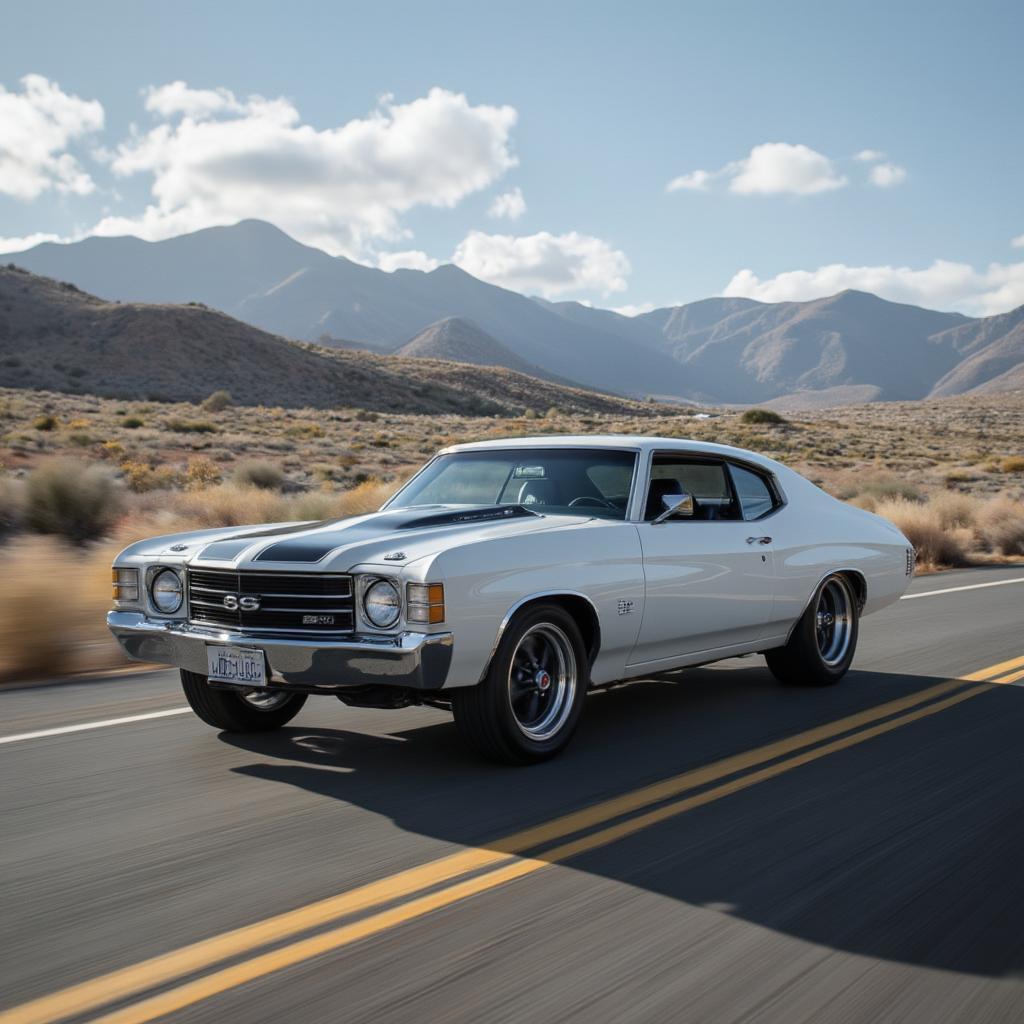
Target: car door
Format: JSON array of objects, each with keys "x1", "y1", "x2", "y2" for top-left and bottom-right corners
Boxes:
[{"x1": 627, "y1": 453, "x2": 777, "y2": 669}]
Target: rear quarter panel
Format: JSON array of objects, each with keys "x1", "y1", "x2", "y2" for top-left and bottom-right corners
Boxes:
[{"x1": 765, "y1": 468, "x2": 912, "y2": 639}]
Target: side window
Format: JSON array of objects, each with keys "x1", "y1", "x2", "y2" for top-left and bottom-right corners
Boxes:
[
  {"x1": 644, "y1": 457, "x2": 740, "y2": 521},
  {"x1": 729, "y1": 464, "x2": 777, "y2": 520}
]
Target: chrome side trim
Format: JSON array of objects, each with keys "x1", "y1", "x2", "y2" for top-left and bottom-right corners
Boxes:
[{"x1": 480, "y1": 589, "x2": 602, "y2": 682}]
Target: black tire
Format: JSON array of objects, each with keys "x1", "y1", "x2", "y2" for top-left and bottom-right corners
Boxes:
[
  {"x1": 765, "y1": 574, "x2": 859, "y2": 686},
  {"x1": 180, "y1": 670, "x2": 307, "y2": 732},
  {"x1": 452, "y1": 603, "x2": 588, "y2": 764}
]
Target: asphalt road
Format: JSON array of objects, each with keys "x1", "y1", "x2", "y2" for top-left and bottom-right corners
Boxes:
[{"x1": 2, "y1": 565, "x2": 1024, "y2": 1024}]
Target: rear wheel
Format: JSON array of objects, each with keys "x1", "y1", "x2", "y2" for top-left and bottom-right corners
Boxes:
[
  {"x1": 765, "y1": 574, "x2": 859, "y2": 686},
  {"x1": 452, "y1": 604, "x2": 587, "y2": 764},
  {"x1": 180, "y1": 670, "x2": 307, "y2": 731}
]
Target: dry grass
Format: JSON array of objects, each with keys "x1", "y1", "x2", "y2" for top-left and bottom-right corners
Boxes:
[
  {"x1": 872, "y1": 498, "x2": 971, "y2": 568},
  {"x1": 0, "y1": 537, "x2": 123, "y2": 682}
]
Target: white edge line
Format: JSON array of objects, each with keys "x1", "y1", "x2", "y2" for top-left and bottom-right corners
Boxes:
[
  {"x1": 0, "y1": 707, "x2": 191, "y2": 745},
  {"x1": 901, "y1": 576, "x2": 1024, "y2": 600}
]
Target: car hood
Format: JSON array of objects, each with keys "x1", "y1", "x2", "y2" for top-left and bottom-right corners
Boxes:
[{"x1": 126, "y1": 505, "x2": 594, "y2": 572}]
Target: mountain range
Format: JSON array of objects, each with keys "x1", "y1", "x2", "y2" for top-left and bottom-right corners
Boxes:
[
  {"x1": 0, "y1": 266, "x2": 652, "y2": 416},
  {"x1": 4, "y1": 219, "x2": 1023, "y2": 407}
]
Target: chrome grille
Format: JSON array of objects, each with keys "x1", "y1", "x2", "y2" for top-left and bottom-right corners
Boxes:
[{"x1": 187, "y1": 569, "x2": 354, "y2": 634}]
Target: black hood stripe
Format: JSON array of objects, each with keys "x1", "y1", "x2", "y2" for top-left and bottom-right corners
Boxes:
[
  {"x1": 198, "y1": 520, "x2": 335, "y2": 561},
  {"x1": 254, "y1": 538, "x2": 339, "y2": 563}
]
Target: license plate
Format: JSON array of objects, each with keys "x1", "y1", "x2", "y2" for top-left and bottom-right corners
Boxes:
[{"x1": 206, "y1": 645, "x2": 266, "y2": 686}]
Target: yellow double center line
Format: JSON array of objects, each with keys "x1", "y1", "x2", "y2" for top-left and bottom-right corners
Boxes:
[{"x1": 6, "y1": 654, "x2": 1024, "y2": 1024}]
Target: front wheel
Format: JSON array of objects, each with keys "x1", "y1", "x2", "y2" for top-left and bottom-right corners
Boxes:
[
  {"x1": 765, "y1": 574, "x2": 859, "y2": 686},
  {"x1": 181, "y1": 670, "x2": 307, "y2": 731},
  {"x1": 452, "y1": 604, "x2": 588, "y2": 764}
]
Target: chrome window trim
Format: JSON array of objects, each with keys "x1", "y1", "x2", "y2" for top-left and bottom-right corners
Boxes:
[{"x1": 636, "y1": 449, "x2": 788, "y2": 524}]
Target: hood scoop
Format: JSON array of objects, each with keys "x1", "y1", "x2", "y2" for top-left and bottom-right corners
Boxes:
[{"x1": 395, "y1": 505, "x2": 538, "y2": 531}]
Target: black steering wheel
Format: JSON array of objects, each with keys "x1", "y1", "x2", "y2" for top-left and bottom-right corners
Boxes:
[{"x1": 568, "y1": 495, "x2": 617, "y2": 510}]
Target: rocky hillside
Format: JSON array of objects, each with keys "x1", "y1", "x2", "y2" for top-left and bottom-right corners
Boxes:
[{"x1": 0, "y1": 267, "x2": 656, "y2": 417}]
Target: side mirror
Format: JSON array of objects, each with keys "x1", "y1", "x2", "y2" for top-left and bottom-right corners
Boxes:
[{"x1": 653, "y1": 492, "x2": 695, "y2": 523}]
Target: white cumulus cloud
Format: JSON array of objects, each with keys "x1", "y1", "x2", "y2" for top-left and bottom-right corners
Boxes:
[
  {"x1": 452, "y1": 229, "x2": 630, "y2": 298},
  {"x1": 0, "y1": 231, "x2": 65, "y2": 253},
  {"x1": 723, "y1": 259, "x2": 1024, "y2": 316},
  {"x1": 487, "y1": 186, "x2": 526, "y2": 220},
  {"x1": 1012, "y1": 234, "x2": 1024, "y2": 249},
  {"x1": 143, "y1": 81, "x2": 248, "y2": 120},
  {"x1": 666, "y1": 169, "x2": 713, "y2": 192},
  {"x1": 611, "y1": 302, "x2": 656, "y2": 317},
  {"x1": 94, "y1": 84, "x2": 518, "y2": 257},
  {"x1": 855, "y1": 149, "x2": 885, "y2": 162},
  {"x1": 729, "y1": 143, "x2": 847, "y2": 195},
  {"x1": 377, "y1": 249, "x2": 440, "y2": 272},
  {"x1": 667, "y1": 143, "x2": 846, "y2": 197},
  {"x1": 869, "y1": 162, "x2": 907, "y2": 187},
  {"x1": 0, "y1": 74, "x2": 104, "y2": 200}
]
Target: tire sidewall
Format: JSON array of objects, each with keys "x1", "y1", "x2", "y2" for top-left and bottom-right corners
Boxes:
[
  {"x1": 485, "y1": 604, "x2": 589, "y2": 761},
  {"x1": 799, "y1": 574, "x2": 859, "y2": 682}
]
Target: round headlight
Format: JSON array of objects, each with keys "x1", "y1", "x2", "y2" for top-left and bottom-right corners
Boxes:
[
  {"x1": 363, "y1": 579, "x2": 401, "y2": 628},
  {"x1": 150, "y1": 569, "x2": 183, "y2": 614}
]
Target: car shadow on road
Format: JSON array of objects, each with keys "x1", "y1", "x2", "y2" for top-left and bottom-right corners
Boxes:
[{"x1": 221, "y1": 662, "x2": 1024, "y2": 978}]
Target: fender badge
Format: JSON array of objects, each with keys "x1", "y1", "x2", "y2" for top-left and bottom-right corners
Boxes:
[{"x1": 383, "y1": 551, "x2": 407, "y2": 561}]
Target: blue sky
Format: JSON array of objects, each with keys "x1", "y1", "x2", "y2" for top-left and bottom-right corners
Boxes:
[{"x1": 1, "y1": 0, "x2": 1022, "y2": 314}]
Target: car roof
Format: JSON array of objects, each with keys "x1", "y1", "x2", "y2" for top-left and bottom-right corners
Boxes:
[{"x1": 440, "y1": 434, "x2": 779, "y2": 468}]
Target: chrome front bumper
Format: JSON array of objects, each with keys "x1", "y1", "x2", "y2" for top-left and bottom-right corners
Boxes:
[{"x1": 106, "y1": 612, "x2": 453, "y2": 691}]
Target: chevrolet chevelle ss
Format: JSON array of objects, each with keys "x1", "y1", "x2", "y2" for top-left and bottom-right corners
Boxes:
[{"x1": 108, "y1": 436, "x2": 914, "y2": 763}]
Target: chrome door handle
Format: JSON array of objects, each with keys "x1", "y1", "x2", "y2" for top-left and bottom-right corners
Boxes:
[{"x1": 746, "y1": 536, "x2": 772, "y2": 545}]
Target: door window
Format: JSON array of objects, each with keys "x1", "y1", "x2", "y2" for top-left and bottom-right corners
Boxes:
[
  {"x1": 729, "y1": 464, "x2": 777, "y2": 520},
  {"x1": 644, "y1": 457, "x2": 740, "y2": 521}
]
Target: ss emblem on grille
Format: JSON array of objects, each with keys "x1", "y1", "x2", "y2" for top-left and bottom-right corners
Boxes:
[{"x1": 223, "y1": 594, "x2": 261, "y2": 611}]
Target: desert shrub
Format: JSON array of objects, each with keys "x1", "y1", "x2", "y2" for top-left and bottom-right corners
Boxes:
[
  {"x1": 847, "y1": 475, "x2": 923, "y2": 508},
  {"x1": 943, "y1": 468, "x2": 976, "y2": 484},
  {"x1": 68, "y1": 433, "x2": 96, "y2": 447},
  {"x1": 0, "y1": 475, "x2": 23, "y2": 535},
  {"x1": 354, "y1": 410, "x2": 379, "y2": 423},
  {"x1": 121, "y1": 416, "x2": 144, "y2": 429},
  {"x1": 24, "y1": 459, "x2": 122, "y2": 544},
  {"x1": 335, "y1": 478, "x2": 398, "y2": 517},
  {"x1": 285, "y1": 422, "x2": 324, "y2": 439},
  {"x1": 974, "y1": 496, "x2": 1024, "y2": 555},
  {"x1": 165, "y1": 418, "x2": 217, "y2": 434},
  {"x1": 873, "y1": 497, "x2": 968, "y2": 568},
  {"x1": 201, "y1": 389, "x2": 233, "y2": 412},
  {"x1": 100, "y1": 440, "x2": 125, "y2": 460},
  {"x1": 928, "y1": 491, "x2": 979, "y2": 531},
  {"x1": 171, "y1": 483, "x2": 290, "y2": 528},
  {"x1": 1000, "y1": 455, "x2": 1024, "y2": 473},
  {"x1": 741, "y1": 408, "x2": 787, "y2": 426},
  {"x1": 233, "y1": 460, "x2": 284, "y2": 491},
  {"x1": 0, "y1": 537, "x2": 126, "y2": 683},
  {"x1": 120, "y1": 461, "x2": 181, "y2": 493},
  {"x1": 33, "y1": 415, "x2": 58, "y2": 431},
  {"x1": 184, "y1": 456, "x2": 222, "y2": 490}
]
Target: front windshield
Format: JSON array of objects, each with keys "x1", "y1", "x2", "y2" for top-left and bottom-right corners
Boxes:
[{"x1": 388, "y1": 448, "x2": 637, "y2": 521}]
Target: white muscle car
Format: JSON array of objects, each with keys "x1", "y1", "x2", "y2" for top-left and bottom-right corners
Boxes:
[{"x1": 108, "y1": 436, "x2": 914, "y2": 763}]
